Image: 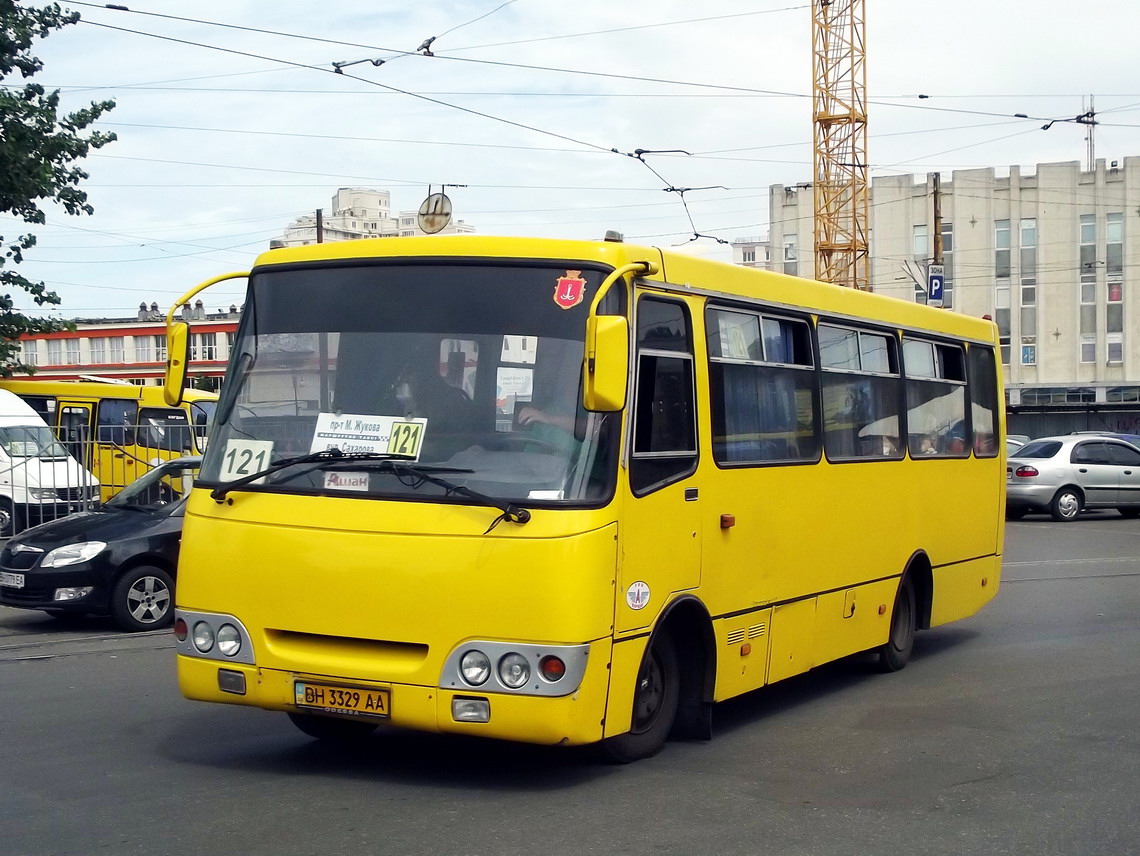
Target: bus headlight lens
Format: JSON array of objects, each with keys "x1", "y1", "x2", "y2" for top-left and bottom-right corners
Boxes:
[
  {"x1": 498, "y1": 653, "x2": 530, "y2": 689},
  {"x1": 459, "y1": 650, "x2": 491, "y2": 686},
  {"x1": 216, "y1": 624, "x2": 242, "y2": 657},
  {"x1": 192, "y1": 621, "x2": 215, "y2": 653}
]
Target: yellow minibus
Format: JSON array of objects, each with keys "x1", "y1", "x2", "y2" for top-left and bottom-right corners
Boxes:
[
  {"x1": 0, "y1": 380, "x2": 216, "y2": 500},
  {"x1": 168, "y1": 235, "x2": 1004, "y2": 761}
]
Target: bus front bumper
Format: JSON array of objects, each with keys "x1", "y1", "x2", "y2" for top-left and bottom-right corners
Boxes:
[{"x1": 177, "y1": 639, "x2": 614, "y2": 747}]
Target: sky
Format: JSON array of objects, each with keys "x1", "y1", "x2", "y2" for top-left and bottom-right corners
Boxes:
[{"x1": 7, "y1": 0, "x2": 1140, "y2": 320}]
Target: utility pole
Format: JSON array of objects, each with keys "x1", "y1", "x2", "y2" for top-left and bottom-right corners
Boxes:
[
  {"x1": 316, "y1": 208, "x2": 324, "y2": 243},
  {"x1": 932, "y1": 172, "x2": 943, "y2": 266},
  {"x1": 1086, "y1": 94, "x2": 1096, "y2": 172}
]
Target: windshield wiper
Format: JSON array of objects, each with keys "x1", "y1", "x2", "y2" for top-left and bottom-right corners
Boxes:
[
  {"x1": 210, "y1": 449, "x2": 419, "y2": 501},
  {"x1": 340, "y1": 460, "x2": 531, "y2": 532},
  {"x1": 211, "y1": 450, "x2": 530, "y2": 531}
]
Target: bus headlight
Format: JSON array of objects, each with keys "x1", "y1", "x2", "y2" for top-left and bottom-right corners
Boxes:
[
  {"x1": 192, "y1": 621, "x2": 215, "y2": 653},
  {"x1": 216, "y1": 624, "x2": 242, "y2": 657},
  {"x1": 459, "y1": 650, "x2": 491, "y2": 686},
  {"x1": 498, "y1": 653, "x2": 530, "y2": 689}
]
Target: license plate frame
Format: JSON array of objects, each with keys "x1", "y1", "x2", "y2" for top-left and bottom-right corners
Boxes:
[
  {"x1": 293, "y1": 681, "x2": 390, "y2": 718},
  {"x1": 0, "y1": 571, "x2": 25, "y2": 588}
]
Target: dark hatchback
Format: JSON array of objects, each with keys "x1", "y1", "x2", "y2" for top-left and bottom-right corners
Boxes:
[{"x1": 0, "y1": 457, "x2": 199, "y2": 631}]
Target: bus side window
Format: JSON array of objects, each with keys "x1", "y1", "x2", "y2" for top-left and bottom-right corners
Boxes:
[
  {"x1": 97, "y1": 399, "x2": 139, "y2": 446},
  {"x1": 631, "y1": 297, "x2": 697, "y2": 494}
]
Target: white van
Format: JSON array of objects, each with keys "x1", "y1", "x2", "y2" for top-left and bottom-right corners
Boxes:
[{"x1": 0, "y1": 389, "x2": 99, "y2": 536}]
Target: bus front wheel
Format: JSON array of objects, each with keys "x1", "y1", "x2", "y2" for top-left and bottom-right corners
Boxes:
[
  {"x1": 601, "y1": 633, "x2": 680, "y2": 763},
  {"x1": 877, "y1": 576, "x2": 916, "y2": 673},
  {"x1": 288, "y1": 712, "x2": 378, "y2": 742}
]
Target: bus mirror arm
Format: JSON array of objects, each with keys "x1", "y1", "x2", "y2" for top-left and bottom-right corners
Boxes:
[
  {"x1": 584, "y1": 261, "x2": 658, "y2": 412},
  {"x1": 163, "y1": 271, "x2": 249, "y2": 407}
]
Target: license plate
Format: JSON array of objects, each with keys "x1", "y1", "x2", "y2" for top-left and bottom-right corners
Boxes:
[
  {"x1": 0, "y1": 572, "x2": 24, "y2": 588},
  {"x1": 294, "y1": 681, "x2": 390, "y2": 718}
]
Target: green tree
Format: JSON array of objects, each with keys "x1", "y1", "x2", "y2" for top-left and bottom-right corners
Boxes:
[{"x1": 0, "y1": 1, "x2": 115, "y2": 375}]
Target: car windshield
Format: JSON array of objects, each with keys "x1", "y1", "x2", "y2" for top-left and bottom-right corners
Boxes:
[
  {"x1": 0, "y1": 425, "x2": 69, "y2": 459},
  {"x1": 200, "y1": 262, "x2": 623, "y2": 506},
  {"x1": 107, "y1": 459, "x2": 200, "y2": 509},
  {"x1": 1014, "y1": 440, "x2": 1062, "y2": 459}
]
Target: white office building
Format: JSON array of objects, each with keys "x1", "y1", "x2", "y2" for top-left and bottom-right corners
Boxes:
[{"x1": 744, "y1": 158, "x2": 1140, "y2": 435}]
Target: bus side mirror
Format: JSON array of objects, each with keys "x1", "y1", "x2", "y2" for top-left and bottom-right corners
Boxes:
[
  {"x1": 583, "y1": 316, "x2": 629, "y2": 412},
  {"x1": 164, "y1": 322, "x2": 191, "y2": 407}
]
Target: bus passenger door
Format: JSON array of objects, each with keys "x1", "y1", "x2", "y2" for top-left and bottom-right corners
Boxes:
[
  {"x1": 617, "y1": 296, "x2": 702, "y2": 633},
  {"x1": 57, "y1": 403, "x2": 93, "y2": 470}
]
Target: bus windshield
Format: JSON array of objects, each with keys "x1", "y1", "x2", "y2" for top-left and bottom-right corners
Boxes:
[{"x1": 200, "y1": 262, "x2": 621, "y2": 505}]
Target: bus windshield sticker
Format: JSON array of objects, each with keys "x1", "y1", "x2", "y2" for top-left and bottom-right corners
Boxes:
[
  {"x1": 309, "y1": 413, "x2": 427, "y2": 460},
  {"x1": 323, "y1": 471, "x2": 370, "y2": 492},
  {"x1": 219, "y1": 439, "x2": 275, "y2": 484},
  {"x1": 553, "y1": 269, "x2": 586, "y2": 310}
]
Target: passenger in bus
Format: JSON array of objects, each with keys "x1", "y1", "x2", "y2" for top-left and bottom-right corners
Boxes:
[
  {"x1": 945, "y1": 423, "x2": 968, "y2": 455},
  {"x1": 394, "y1": 345, "x2": 471, "y2": 433}
]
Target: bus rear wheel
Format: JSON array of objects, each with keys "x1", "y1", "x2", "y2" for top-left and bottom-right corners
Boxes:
[
  {"x1": 288, "y1": 712, "x2": 378, "y2": 742},
  {"x1": 600, "y1": 632, "x2": 679, "y2": 763},
  {"x1": 877, "y1": 576, "x2": 916, "y2": 673}
]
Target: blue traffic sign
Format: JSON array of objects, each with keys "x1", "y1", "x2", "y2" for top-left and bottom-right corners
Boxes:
[{"x1": 927, "y1": 264, "x2": 945, "y2": 306}]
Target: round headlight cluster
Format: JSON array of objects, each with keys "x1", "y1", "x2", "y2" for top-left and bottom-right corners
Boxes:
[{"x1": 188, "y1": 619, "x2": 243, "y2": 657}]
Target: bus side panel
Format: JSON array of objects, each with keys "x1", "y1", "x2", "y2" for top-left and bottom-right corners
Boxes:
[
  {"x1": 712, "y1": 608, "x2": 773, "y2": 702},
  {"x1": 930, "y1": 555, "x2": 1001, "y2": 627},
  {"x1": 767, "y1": 598, "x2": 816, "y2": 684},
  {"x1": 812, "y1": 578, "x2": 898, "y2": 666}
]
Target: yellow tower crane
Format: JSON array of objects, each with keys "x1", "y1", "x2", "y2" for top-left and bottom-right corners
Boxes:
[{"x1": 812, "y1": 0, "x2": 869, "y2": 290}]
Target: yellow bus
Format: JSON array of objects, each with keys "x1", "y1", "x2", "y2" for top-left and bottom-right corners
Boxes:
[
  {"x1": 168, "y1": 235, "x2": 1004, "y2": 761},
  {"x1": 0, "y1": 380, "x2": 217, "y2": 500}
]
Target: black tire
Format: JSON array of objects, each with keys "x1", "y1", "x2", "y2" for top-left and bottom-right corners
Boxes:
[
  {"x1": 0, "y1": 497, "x2": 20, "y2": 537},
  {"x1": 1005, "y1": 506, "x2": 1029, "y2": 520},
  {"x1": 1117, "y1": 507, "x2": 1140, "y2": 519},
  {"x1": 877, "y1": 576, "x2": 916, "y2": 673},
  {"x1": 1050, "y1": 488, "x2": 1082, "y2": 522},
  {"x1": 288, "y1": 712, "x2": 378, "y2": 742},
  {"x1": 110, "y1": 565, "x2": 175, "y2": 632},
  {"x1": 601, "y1": 632, "x2": 680, "y2": 763}
]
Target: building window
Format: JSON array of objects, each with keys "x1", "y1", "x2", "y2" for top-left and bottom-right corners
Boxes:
[
  {"x1": 135, "y1": 337, "x2": 152, "y2": 362},
  {"x1": 1107, "y1": 280, "x2": 1123, "y2": 334},
  {"x1": 742, "y1": 248, "x2": 755, "y2": 264},
  {"x1": 65, "y1": 339, "x2": 80, "y2": 365},
  {"x1": 89, "y1": 337, "x2": 107, "y2": 364},
  {"x1": 45, "y1": 339, "x2": 62, "y2": 365},
  {"x1": 1020, "y1": 218, "x2": 1037, "y2": 276},
  {"x1": 995, "y1": 282, "x2": 1010, "y2": 365},
  {"x1": 1107, "y1": 335, "x2": 1123, "y2": 364},
  {"x1": 995, "y1": 220, "x2": 1011, "y2": 278},
  {"x1": 191, "y1": 332, "x2": 218, "y2": 361},
  {"x1": 782, "y1": 235, "x2": 797, "y2": 276},
  {"x1": 109, "y1": 337, "x2": 125, "y2": 363},
  {"x1": 913, "y1": 224, "x2": 929, "y2": 258},
  {"x1": 1080, "y1": 213, "x2": 1096, "y2": 275},
  {"x1": 941, "y1": 222, "x2": 954, "y2": 309},
  {"x1": 1107, "y1": 212, "x2": 1123, "y2": 276},
  {"x1": 1081, "y1": 337, "x2": 1096, "y2": 364},
  {"x1": 21, "y1": 340, "x2": 38, "y2": 365},
  {"x1": 1021, "y1": 343, "x2": 1036, "y2": 366}
]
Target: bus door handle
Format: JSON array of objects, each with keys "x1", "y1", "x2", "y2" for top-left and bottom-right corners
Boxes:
[
  {"x1": 1124, "y1": 470, "x2": 1133, "y2": 476},
  {"x1": 1078, "y1": 468, "x2": 1088, "y2": 473}
]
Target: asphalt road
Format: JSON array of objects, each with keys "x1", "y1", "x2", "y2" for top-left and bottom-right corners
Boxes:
[{"x1": 2, "y1": 514, "x2": 1138, "y2": 856}]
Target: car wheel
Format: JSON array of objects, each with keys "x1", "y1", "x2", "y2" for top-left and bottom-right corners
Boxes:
[
  {"x1": 1050, "y1": 488, "x2": 1082, "y2": 522},
  {"x1": 288, "y1": 713, "x2": 377, "y2": 742},
  {"x1": 877, "y1": 576, "x2": 916, "y2": 673},
  {"x1": 1005, "y1": 506, "x2": 1028, "y2": 520},
  {"x1": 600, "y1": 632, "x2": 680, "y2": 763},
  {"x1": 0, "y1": 497, "x2": 21, "y2": 538},
  {"x1": 110, "y1": 565, "x2": 175, "y2": 632},
  {"x1": 1117, "y1": 507, "x2": 1140, "y2": 519}
]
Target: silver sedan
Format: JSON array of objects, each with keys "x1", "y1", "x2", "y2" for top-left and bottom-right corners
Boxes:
[{"x1": 1006, "y1": 435, "x2": 1140, "y2": 521}]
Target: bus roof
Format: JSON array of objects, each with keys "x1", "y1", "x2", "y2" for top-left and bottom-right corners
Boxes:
[
  {"x1": 252, "y1": 234, "x2": 997, "y2": 344},
  {"x1": 0, "y1": 379, "x2": 218, "y2": 405}
]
